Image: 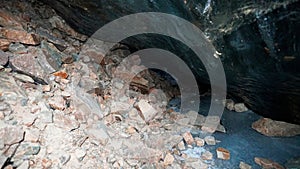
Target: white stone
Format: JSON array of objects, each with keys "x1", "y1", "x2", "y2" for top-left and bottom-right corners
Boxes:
[
  {"x1": 201, "y1": 116, "x2": 221, "y2": 133},
  {"x1": 216, "y1": 147, "x2": 230, "y2": 160},
  {"x1": 75, "y1": 148, "x2": 86, "y2": 161},
  {"x1": 164, "y1": 153, "x2": 174, "y2": 166},
  {"x1": 239, "y1": 161, "x2": 252, "y2": 169},
  {"x1": 13, "y1": 73, "x2": 34, "y2": 83},
  {"x1": 201, "y1": 151, "x2": 213, "y2": 160},
  {"x1": 194, "y1": 137, "x2": 205, "y2": 147},
  {"x1": 204, "y1": 136, "x2": 216, "y2": 146},
  {"x1": 18, "y1": 160, "x2": 29, "y2": 169},
  {"x1": 182, "y1": 132, "x2": 194, "y2": 145},
  {"x1": 48, "y1": 96, "x2": 66, "y2": 110},
  {"x1": 234, "y1": 103, "x2": 248, "y2": 112},
  {"x1": 225, "y1": 99, "x2": 235, "y2": 111},
  {"x1": 42, "y1": 85, "x2": 51, "y2": 92},
  {"x1": 137, "y1": 99, "x2": 158, "y2": 122},
  {"x1": 24, "y1": 128, "x2": 40, "y2": 142},
  {"x1": 39, "y1": 111, "x2": 53, "y2": 123},
  {"x1": 177, "y1": 141, "x2": 185, "y2": 151},
  {"x1": 110, "y1": 101, "x2": 131, "y2": 113},
  {"x1": 61, "y1": 91, "x2": 71, "y2": 97},
  {"x1": 126, "y1": 159, "x2": 139, "y2": 166},
  {"x1": 87, "y1": 128, "x2": 110, "y2": 145},
  {"x1": 59, "y1": 152, "x2": 71, "y2": 165}
]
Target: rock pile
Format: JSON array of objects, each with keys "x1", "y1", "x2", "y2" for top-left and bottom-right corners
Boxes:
[
  {"x1": 1, "y1": 1, "x2": 295, "y2": 169},
  {"x1": 0, "y1": 1, "x2": 231, "y2": 168}
]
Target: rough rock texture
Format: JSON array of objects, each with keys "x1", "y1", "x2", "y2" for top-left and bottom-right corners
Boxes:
[
  {"x1": 254, "y1": 157, "x2": 285, "y2": 169},
  {"x1": 239, "y1": 161, "x2": 252, "y2": 169},
  {"x1": 0, "y1": 28, "x2": 40, "y2": 45},
  {"x1": 0, "y1": 1, "x2": 299, "y2": 168},
  {"x1": 9, "y1": 47, "x2": 55, "y2": 84},
  {"x1": 40, "y1": 0, "x2": 300, "y2": 124},
  {"x1": 0, "y1": 50, "x2": 9, "y2": 65},
  {"x1": 216, "y1": 147, "x2": 230, "y2": 160},
  {"x1": 252, "y1": 118, "x2": 300, "y2": 137}
]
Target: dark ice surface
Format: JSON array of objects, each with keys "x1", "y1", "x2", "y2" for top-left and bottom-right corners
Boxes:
[
  {"x1": 213, "y1": 109, "x2": 300, "y2": 169},
  {"x1": 172, "y1": 96, "x2": 300, "y2": 168}
]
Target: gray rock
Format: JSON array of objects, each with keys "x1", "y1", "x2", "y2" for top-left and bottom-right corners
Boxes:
[
  {"x1": 39, "y1": 111, "x2": 53, "y2": 123},
  {"x1": 53, "y1": 111, "x2": 79, "y2": 131},
  {"x1": 186, "y1": 159, "x2": 208, "y2": 169},
  {"x1": 36, "y1": 27, "x2": 68, "y2": 50},
  {"x1": 20, "y1": 112, "x2": 37, "y2": 127},
  {"x1": 0, "y1": 139, "x2": 4, "y2": 150},
  {"x1": 0, "y1": 155, "x2": 7, "y2": 168},
  {"x1": 13, "y1": 73, "x2": 35, "y2": 83},
  {"x1": 0, "y1": 125, "x2": 24, "y2": 145},
  {"x1": 14, "y1": 142, "x2": 41, "y2": 159},
  {"x1": 0, "y1": 101, "x2": 12, "y2": 117},
  {"x1": 8, "y1": 43, "x2": 26, "y2": 54},
  {"x1": 10, "y1": 47, "x2": 56, "y2": 84},
  {"x1": 59, "y1": 153, "x2": 71, "y2": 165},
  {"x1": 48, "y1": 16, "x2": 87, "y2": 41},
  {"x1": 87, "y1": 127, "x2": 109, "y2": 145},
  {"x1": 74, "y1": 148, "x2": 86, "y2": 161},
  {"x1": 0, "y1": 50, "x2": 9, "y2": 66},
  {"x1": 225, "y1": 99, "x2": 235, "y2": 111},
  {"x1": 234, "y1": 103, "x2": 248, "y2": 112},
  {"x1": 48, "y1": 96, "x2": 66, "y2": 110},
  {"x1": 41, "y1": 40, "x2": 66, "y2": 70},
  {"x1": 17, "y1": 160, "x2": 30, "y2": 169},
  {"x1": 201, "y1": 151, "x2": 213, "y2": 160},
  {"x1": 0, "y1": 73, "x2": 27, "y2": 103},
  {"x1": 24, "y1": 128, "x2": 40, "y2": 143},
  {"x1": 164, "y1": 135, "x2": 184, "y2": 149},
  {"x1": 126, "y1": 159, "x2": 139, "y2": 167},
  {"x1": 61, "y1": 91, "x2": 71, "y2": 97}
]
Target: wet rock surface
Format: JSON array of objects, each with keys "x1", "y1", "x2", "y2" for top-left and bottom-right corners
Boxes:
[{"x1": 0, "y1": 1, "x2": 299, "y2": 169}]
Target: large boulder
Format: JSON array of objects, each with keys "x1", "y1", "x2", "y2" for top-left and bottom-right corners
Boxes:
[{"x1": 40, "y1": 0, "x2": 300, "y2": 124}]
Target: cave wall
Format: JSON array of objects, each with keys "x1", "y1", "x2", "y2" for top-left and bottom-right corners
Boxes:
[{"x1": 40, "y1": 0, "x2": 300, "y2": 124}]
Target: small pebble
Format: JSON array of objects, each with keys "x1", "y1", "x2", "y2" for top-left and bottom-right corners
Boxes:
[
  {"x1": 164, "y1": 153, "x2": 174, "y2": 166},
  {"x1": 195, "y1": 137, "x2": 205, "y2": 147},
  {"x1": 177, "y1": 141, "x2": 185, "y2": 151},
  {"x1": 42, "y1": 85, "x2": 51, "y2": 92},
  {"x1": 216, "y1": 147, "x2": 230, "y2": 160},
  {"x1": 204, "y1": 136, "x2": 216, "y2": 145},
  {"x1": 75, "y1": 149, "x2": 86, "y2": 161},
  {"x1": 201, "y1": 151, "x2": 213, "y2": 160},
  {"x1": 183, "y1": 132, "x2": 194, "y2": 145},
  {"x1": 239, "y1": 161, "x2": 252, "y2": 169}
]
